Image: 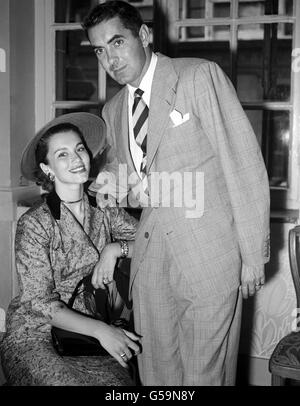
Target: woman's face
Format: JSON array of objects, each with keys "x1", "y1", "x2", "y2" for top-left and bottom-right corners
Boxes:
[{"x1": 41, "y1": 130, "x2": 90, "y2": 188}]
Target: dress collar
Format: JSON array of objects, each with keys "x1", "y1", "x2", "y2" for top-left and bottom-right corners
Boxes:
[{"x1": 45, "y1": 190, "x2": 96, "y2": 220}]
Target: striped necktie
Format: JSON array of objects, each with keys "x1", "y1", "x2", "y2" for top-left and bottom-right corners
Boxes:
[{"x1": 132, "y1": 88, "x2": 148, "y2": 175}]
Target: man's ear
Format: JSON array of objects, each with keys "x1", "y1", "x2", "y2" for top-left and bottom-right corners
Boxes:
[{"x1": 139, "y1": 24, "x2": 150, "y2": 48}]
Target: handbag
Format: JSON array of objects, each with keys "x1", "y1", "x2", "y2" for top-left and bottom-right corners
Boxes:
[{"x1": 51, "y1": 272, "x2": 131, "y2": 356}]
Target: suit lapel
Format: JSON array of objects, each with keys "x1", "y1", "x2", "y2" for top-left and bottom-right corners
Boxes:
[
  {"x1": 112, "y1": 55, "x2": 179, "y2": 176},
  {"x1": 147, "y1": 54, "x2": 178, "y2": 171},
  {"x1": 115, "y1": 87, "x2": 136, "y2": 174}
]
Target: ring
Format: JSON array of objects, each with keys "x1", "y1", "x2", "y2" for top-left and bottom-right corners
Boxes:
[
  {"x1": 103, "y1": 277, "x2": 109, "y2": 284},
  {"x1": 120, "y1": 352, "x2": 127, "y2": 359},
  {"x1": 255, "y1": 283, "x2": 261, "y2": 286}
]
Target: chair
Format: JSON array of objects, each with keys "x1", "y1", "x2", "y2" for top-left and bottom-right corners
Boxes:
[{"x1": 269, "y1": 225, "x2": 300, "y2": 385}]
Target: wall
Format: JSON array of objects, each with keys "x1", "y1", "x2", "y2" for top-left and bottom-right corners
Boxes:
[
  {"x1": 0, "y1": 0, "x2": 39, "y2": 385},
  {"x1": 239, "y1": 221, "x2": 297, "y2": 385},
  {"x1": 0, "y1": 0, "x2": 11, "y2": 187}
]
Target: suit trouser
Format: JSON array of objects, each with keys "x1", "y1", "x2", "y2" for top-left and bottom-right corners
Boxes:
[{"x1": 132, "y1": 221, "x2": 242, "y2": 386}]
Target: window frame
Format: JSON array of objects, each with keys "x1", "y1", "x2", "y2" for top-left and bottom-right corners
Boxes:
[
  {"x1": 35, "y1": 0, "x2": 300, "y2": 210},
  {"x1": 35, "y1": 0, "x2": 105, "y2": 127},
  {"x1": 168, "y1": 0, "x2": 300, "y2": 210}
]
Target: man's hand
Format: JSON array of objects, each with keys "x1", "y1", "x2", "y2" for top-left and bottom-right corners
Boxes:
[
  {"x1": 240, "y1": 264, "x2": 265, "y2": 299},
  {"x1": 96, "y1": 192, "x2": 117, "y2": 210},
  {"x1": 90, "y1": 169, "x2": 129, "y2": 209}
]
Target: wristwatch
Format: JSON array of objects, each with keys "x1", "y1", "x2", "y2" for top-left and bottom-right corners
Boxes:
[{"x1": 119, "y1": 240, "x2": 129, "y2": 258}]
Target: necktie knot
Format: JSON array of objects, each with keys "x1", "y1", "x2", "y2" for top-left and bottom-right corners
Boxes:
[
  {"x1": 135, "y1": 88, "x2": 144, "y2": 99},
  {"x1": 132, "y1": 88, "x2": 145, "y2": 114}
]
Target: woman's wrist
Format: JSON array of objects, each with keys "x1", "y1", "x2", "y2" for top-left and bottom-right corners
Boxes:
[
  {"x1": 103, "y1": 242, "x2": 121, "y2": 259},
  {"x1": 104, "y1": 241, "x2": 133, "y2": 259},
  {"x1": 119, "y1": 240, "x2": 129, "y2": 258}
]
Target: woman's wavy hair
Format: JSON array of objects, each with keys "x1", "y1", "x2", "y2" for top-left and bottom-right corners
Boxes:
[{"x1": 33, "y1": 123, "x2": 91, "y2": 192}]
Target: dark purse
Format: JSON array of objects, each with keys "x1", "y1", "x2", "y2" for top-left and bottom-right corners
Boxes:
[{"x1": 51, "y1": 272, "x2": 131, "y2": 357}]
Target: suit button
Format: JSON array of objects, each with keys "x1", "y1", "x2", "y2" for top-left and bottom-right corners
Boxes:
[{"x1": 144, "y1": 232, "x2": 149, "y2": 239}]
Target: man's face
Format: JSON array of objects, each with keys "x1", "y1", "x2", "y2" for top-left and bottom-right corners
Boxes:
[{"x1": 88, "y1": 16, "x2": 150, "y2": 87}]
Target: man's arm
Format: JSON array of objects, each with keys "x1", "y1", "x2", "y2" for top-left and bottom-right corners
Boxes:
[
  {"x1": 89, "y1": 104, "x2": 129, "y2": 208},
  {"x1": 194, "y1": 61, "x2": 270, "y2": 295}
]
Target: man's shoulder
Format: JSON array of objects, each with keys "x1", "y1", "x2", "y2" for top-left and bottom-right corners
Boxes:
[
  {"x1": 173, "y1": 57, "x2": 219, "y2": 78},
  {"x1": 157, "y1": 53, "x2": 219, "y2": 83},
  {"x1": 158, "y1": 53, "x2": 215, "y2": 70},
  {"x1": 104, "y1": 86, "x2": 126, "y2": 111}
]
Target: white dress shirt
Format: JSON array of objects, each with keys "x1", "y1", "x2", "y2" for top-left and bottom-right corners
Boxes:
[{"x1": 127, "y1": 53, "x2": 158, "y2": 179}]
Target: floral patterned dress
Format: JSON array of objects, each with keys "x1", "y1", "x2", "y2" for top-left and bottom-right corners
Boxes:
[{"x1": 0, "y1": 191, "x2": 138, "y2": 386}]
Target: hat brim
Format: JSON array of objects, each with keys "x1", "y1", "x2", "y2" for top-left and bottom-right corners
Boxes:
[{"x1": 21, "y1": 112, "x2": 107, "y2": 182}]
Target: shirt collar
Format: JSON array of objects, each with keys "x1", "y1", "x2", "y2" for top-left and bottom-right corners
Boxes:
[{"x1": 127, "y1": 52, "x2": 158, "y2": 106}]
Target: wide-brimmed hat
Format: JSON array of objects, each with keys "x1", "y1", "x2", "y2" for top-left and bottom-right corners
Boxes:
[{"x1": 21, "y1": 112, "x2": 107, "y2": 182}]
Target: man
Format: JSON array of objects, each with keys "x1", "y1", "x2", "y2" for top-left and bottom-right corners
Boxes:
[{"x1": 83, "y1": 1, "x2": 270, "y2": 386}]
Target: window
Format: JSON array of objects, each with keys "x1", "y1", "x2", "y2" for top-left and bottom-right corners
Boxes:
[
  {"x1": 35, "y1": 0, "x2": 300, "y2": 210},
  {"x1": 35, "y1": 0, "x2": 154, "y2": 123},
  {"x1": 166, "y1": 0, "x2": 300, "y2": 210}
]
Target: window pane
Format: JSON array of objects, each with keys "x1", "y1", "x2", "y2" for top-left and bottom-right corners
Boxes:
[
  {"x1": 212, "y1": 1, "x2": 231, "y2": 17},
  {"x1": 244, "y1": 109, "x2": 263, "y2": 146},
  {"x1": 55, "y1": 0, "x2": 98, "y2": 23},
  {"x1": 179, "y1": 0, "x2": 230, "y2": 19},
  {"x1": 127, "y1": 0, "x2": 154, "y2": 22},
  {"x1": 55, "y1": 107, "x2": 100, "y2": 116},
  {"x1": 179, "y1": 0, "x2": 206, "y2": 19},
  {"x1": 238, "y1": 0, "x2": 294, "y2": 17},
  {"x1": 178, "y1": 26, "x2": 231, "y2": 76},
  {"x1": 55, "y1": 0, "x2": 154, "y2": 24},
  {"x1": 244, "y1": 109, "x2": 290, "y2": 188},
  {"x1": 237, "y1": 23, "x2": 292, "y2": 102},
  {"x1": 264, "y1": 110, "x2": 290, "y2": 188},
  {"x1": 180, "y1": 24, "x2": 230, "y2": 42},
  {"x1": 56, "y1": 31, "x2": 98, "y2": 101}
]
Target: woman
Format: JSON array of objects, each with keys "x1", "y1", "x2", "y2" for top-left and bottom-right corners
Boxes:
[{"x1": 0, "y1": 113, "x2": 140, "y2": 386}]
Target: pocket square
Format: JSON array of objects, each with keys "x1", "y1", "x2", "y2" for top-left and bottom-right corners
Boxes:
[{"x1": 170, "y1": 109, "x2": 190, "y2": 127}]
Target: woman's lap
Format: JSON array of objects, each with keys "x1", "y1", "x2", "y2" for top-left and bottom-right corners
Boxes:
[{"x1": 0, "y1": 333, "x2": 134, "y2": 386}]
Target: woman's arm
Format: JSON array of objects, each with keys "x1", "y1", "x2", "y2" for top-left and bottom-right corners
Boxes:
[
  {"x1": 16, "y1": 210, "x2": 140, "y2": 368},
  {"x1": 91, "y1": 206, "x2": 138, "y2": 289},
  {"x1": 50, "y1": 302, "x2": 141, "y2": 368},
  {"x1": 91, "y1": 241, "x2": 134, "y2": 289}
]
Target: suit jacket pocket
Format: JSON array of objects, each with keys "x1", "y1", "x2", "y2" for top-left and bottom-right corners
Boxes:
[{"x1": 157, "y1": 114, "x2": 215, "y2": 171}]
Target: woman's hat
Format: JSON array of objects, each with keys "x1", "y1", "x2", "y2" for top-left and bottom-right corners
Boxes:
[{"x1": 21, "y1": 112, "x2": 107, "y2": 182}]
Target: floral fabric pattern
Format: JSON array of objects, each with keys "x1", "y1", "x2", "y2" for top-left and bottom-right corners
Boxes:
[{"x1": 0, "y1": 193, "x2": 137, "y2": 386}]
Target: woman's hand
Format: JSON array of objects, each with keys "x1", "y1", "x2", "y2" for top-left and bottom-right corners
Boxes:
[
  {"x1": 92, "y1": 243, "x2": 120, "y2": 289},
  {"x1": 240, "y1": 264, "x2": 265, "y2": 299},
  {"x1": 94, "y1": 323, "x2": 141, "y2": 368}
]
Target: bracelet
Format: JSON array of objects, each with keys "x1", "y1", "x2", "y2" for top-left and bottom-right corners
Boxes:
[{"x1": 119, "y1": 240, "x2": 129, "y2": 258}]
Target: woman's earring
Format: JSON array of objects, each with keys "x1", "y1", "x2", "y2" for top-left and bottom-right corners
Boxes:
[{"x1": 48, "y1": 173, "x2": 55, "y2": 182}]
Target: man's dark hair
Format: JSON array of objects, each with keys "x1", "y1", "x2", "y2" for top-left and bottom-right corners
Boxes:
[{"x1": 82, "y1": 0, "x2": 144, "y2": 38}]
